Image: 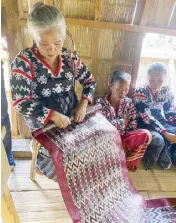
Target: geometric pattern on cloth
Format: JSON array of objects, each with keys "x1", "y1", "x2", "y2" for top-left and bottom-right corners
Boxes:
[
  {"x1": 145, "y1": 206, "x2": 176, "y2": 223},
  {"x1": 33, "y1": 105, "x2": 176, "y2": 223}
]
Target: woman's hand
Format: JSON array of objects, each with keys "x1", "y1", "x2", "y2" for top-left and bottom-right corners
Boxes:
[
  {"x1": 50, "y1": 111, "x2": 71, "y2": 129},
  {"x1": 162, "y1": 132, "x2": 176, "y2": 144},
  {"x1": 74, "y1": 99, "x2": 88, "y2": 123}
]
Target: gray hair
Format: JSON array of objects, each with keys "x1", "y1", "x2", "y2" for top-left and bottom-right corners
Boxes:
[
  {"x1": 111, "y1": 70, "x2": 131, "y2": 86},
  {"x1": 147, "y1": 62, "x2": 168, "y2": 75},
  {"x1": 28, "y1": 2, "x2": 66, "y2": 41}
]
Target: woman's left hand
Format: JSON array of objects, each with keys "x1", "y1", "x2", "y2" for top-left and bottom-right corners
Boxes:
[{"x1": 74, "y1": 99, "x2": 88, "y2": 123}]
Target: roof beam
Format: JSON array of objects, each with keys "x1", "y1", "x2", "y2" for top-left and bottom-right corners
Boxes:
[{"x1": 65, "y1": 18, "x2": 176, "y2": 36}]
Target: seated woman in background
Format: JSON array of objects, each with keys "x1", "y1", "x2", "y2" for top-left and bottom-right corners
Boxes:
[
  {"x1": 96, "y1": 70, "x2": 151, "y2": 171},
  {"x1": 133, "y1": 62, "x2": 176, "y2": 170},
  {"x1": 10, "y1": 3, "x2": 96, "y2": 181}
]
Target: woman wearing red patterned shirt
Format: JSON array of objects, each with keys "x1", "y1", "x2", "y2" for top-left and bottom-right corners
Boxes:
[
  {"x1": 96, "y1": 70, "x2": 151, "y2": 171},
  {"x1": 10, "y1": 3, "x2": 96, "y2": 180}
]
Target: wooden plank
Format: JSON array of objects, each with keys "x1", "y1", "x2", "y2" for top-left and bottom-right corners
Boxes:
[
  {"x1": 128, "y1": 165, "x2": 162, "y2": 191},
  {"x1": 18, "y1": 114, "x2": 31, "y2": 139},
  {"x1": 11, "y1": 190, "x2": 72, "y2": 222},
  {"x1": 17, "y1": 0, "x2": 28, "y2": 19},
  {"x1": 44, "y1": 0, "x2": 53, "y2": 5},
  {"x1": 153, "y1": 165, "x2": 176, "y2": 192},
  {"x1": 129, "y1": 163, "x2": 176, "y2": 192},
  {"x1": 19, "y1": 18, "x2": 176, "y2": 36},
  {"x1": 12, "y1": 139, "x2": 32, "y2": 158},
  {"x1": 90, "y1": 0, "x2": 101, "y2": 86},
  {"x1": 1, "y1": 127, "x2": 20, "y2": 223},
  {"x1": 133, "y1": 0, "x2": 146, "y2": 25},
  {"x1": 8, "y1": 160, "x2": 59, "y2": 192},
  {"x1": 1, "y1": 187, "x2": 20, "y2": 223},
  {"x1": 64, "y1": 18, "x2": 176, "y2": 36},
  {"x1": 130, "y1": 33, "x2": 144, "y2": 96},
  {"x1": 147, "y1": 191, "x2": 176, "y2": 199},
  {"x1": 91, "y1": 29, "x2": 100, "y2": 81},
  {"x1": 1, "y1": 127, "x2": 11, "y2": 196},
  {"x1": 11, "y1": 190, "x2": 67, "y2": 213}
]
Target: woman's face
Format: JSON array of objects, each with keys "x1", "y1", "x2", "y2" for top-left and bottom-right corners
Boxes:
[
  {"x1": 36, "y1": 29, "x2": 64, "y2": 61},
  {"x1": 110, "y1": 80, "x2": 130, "y2": 100},
  {"x1": 148, "y1": 70, "x2": 165, "y2": 92}
]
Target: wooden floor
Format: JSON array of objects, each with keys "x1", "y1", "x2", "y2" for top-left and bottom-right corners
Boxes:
[{"x1": 8, "y1": 159, "x2": 176, "y2": 223}]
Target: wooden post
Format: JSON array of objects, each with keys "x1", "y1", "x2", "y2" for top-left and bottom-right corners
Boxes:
[
  {"x1": 4, "y1": 0, "x2": 32, "y2": 138},
  {"x1": 90, "y1": 0, "x2": 102, "y2": 96},
  {"x1": 1, "y1": 188, "x2": 20, "y2": 223},
  {"x1": 130, "y1": 0, "x2": 148, "y2": 95},
  {"x1": 1, "y1": 126, "x2": 20, "y2": 223},
  {"x1": 44, "y1": 0, "x2": 53, "y2": 5},
  {"x1": 30, "y1": 139, "x2": 41, "y2": 181}
]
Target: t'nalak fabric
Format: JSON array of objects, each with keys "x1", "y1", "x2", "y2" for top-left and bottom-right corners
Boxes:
[{"x1": 33, "y1": 105, "x2": 176, "y2": 223}]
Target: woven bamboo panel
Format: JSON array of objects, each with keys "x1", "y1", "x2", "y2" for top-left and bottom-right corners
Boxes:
[
  {"x1": 112, "y1": 30, "x2": 125, "y2": 60},
  {"x1": 60, "y1": 0, "x2": 95, "y2": 20},
  {"x1": 75, "y1": 57, "x2": 92, "y2": 99},
  {"x1": 99, "y1": 0, "x2": 137, "y2": 23},
  {"x1": 64, "y1": 25, "x2": 93, "y2": 57},
  {"x1": 98, "y1": 29, "x2": 114, "y2": 60},
  {"x1": 141, "y1": 0, "x2": 176, "y2": 27},
  {"x1": 95, "y1": 63, "x2": 112, "y2": 97},
  {"x1": 114, "y1": 31, "x2": 139, "y2": 62}
]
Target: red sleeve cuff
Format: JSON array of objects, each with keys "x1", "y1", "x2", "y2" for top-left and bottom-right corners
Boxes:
[
  {"x1": 82, "y1": 96, "x2": 92, "y2": 104},
  {"x1": 44, "y1": 110, "x2": 54, "y2": 125},
  {"x1": 160, "y1": 129, "x2": 167, "y2": 134}
]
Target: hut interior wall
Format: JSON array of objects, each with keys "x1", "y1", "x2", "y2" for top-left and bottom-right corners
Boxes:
[{"x1": 2, "y1": 0, "x2": 176, "y2": 138}]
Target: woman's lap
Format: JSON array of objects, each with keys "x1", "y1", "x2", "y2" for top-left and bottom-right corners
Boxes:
[
  {"x1": 123, "y1": 129, "x2": 151, "y2": 149},
  {"x1": 142, "y1": 128, "x2": 173, "y2": 169}
]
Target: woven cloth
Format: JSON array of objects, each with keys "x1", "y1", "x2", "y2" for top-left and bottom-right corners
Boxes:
[{"x1": 33, "y1": 105, "x2": 176, "y2": 223}]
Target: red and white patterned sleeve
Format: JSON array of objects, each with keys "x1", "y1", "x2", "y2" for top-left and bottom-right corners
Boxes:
[
  {"x1": 132, "y1": 88, "x2": 166, "y2": 133},
  {"x1": 11, "y1": 51, "x2": 53, "y2": 129},
  {"x1": 71, "y1": 53, "x2": 96, "y2": 104},
  {"x1": 163, "y1": 87, "x2": 176, "y2": 126},
  {"x1": 126, "y1": 99, "x2": 137, "y2": 132}
]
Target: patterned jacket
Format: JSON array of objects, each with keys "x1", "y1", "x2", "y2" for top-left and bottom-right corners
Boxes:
[
  {"x1": 132, "y1": 86, "x2": 176, "y2": 133},
  {"x1": 11, "y1": 44, "x2": 96, "y2": 131},
  {"x1": 96, "y1": 94, "x2": 137, "y2": 135}
]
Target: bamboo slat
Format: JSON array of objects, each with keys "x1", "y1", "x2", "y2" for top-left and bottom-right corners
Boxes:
[
  {"x1": 141, "y1": 0, "x2": 176, "y2": 27},
  {"x1": 169, "y1": 4, "x2": 176, "y2": 28},
  {"x1": 99, "y1": 0, "x2": 137, "y2": 23},
  {"x1": 60, "y1": 0, "x2": 95, "y2": 20}
]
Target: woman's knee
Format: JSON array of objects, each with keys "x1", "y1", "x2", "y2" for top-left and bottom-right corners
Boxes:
[
  {"x1": 150, "y1": 131, "x2": 165, "y2": 148},
  {"x1": 136, "y1": 129, "x2": 152, "y2": 144}
]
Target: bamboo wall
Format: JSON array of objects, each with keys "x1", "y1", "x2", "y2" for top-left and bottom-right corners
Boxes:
[{"x1": 2, "y1": 0, "x2": 176, "y2": 138}]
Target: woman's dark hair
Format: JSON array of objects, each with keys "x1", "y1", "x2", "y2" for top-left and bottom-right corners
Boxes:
[
  {"x1": 111, "y1": 70, "x2": 131, "y2": 86},
  {"x1": 147, "y1": 62, "x2": 167, "y2": 75}
]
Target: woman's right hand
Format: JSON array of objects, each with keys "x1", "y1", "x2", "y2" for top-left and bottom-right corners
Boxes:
[
  {"x1": 50, "y1": 111, "x2": 71, "y2": 129},
  {"x1": 162, "y1": 132, "x2": 176, "y2": 144}
]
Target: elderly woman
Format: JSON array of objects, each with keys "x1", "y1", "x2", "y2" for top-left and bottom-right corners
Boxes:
[
  {"x1": 96, "y1": 70, "x2": 151, "y2": 171},
  {"x1": 133, "y1": 62, "x2": 176, "y2": 170},
  {"x1": 10, "y1": 3, "x2": 96, "y2": 180}
]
